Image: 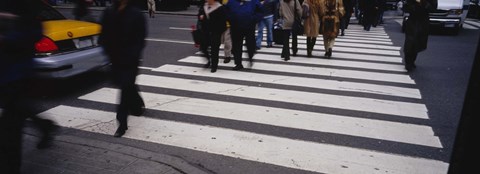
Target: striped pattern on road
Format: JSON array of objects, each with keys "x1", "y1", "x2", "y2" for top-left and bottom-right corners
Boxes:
[{"x1": 39, "y1": 24, "x2": 449, "y2": 174}]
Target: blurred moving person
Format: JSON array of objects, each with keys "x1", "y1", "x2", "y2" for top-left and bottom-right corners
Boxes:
[
  {"x1": 221, "y1": 0, "x2": 233, "y2": 64},
  {"x1": 198, "y1": 0, "x2": 227, "y2": 72},
  {"x1": 359, "y1": 0, "x2": 375, "y2": 31},
  {"x1": 225, "y1": 0, "x2": 263, "y2": 70},
  {"x1": 279, "y1": 0, "x2": 302, "y2": 61},
  {"x1": 256, "y1": 0, "x2": 277, "y2": 50},
  {"x1": 99, "y1": 0, "x2": 147, "y2": 137},
  {"x1": 302, "y1": 0, "x2": 321, "y2": 57},
  {"x1": 320, "y1": 0, "x2": 345, "y2": 58},
  {"x1": 340, "y1": 0, "x2": 353, "y2": 36},
  {"x1": 1, "y1": 0, "x2": 56, "y2": 173},
  {"x1": 403, "y1": 0, "x2": 437, "y2": 71},
  {"x1": 147, "y1": 0, "x2": 155, "y2": 18}
]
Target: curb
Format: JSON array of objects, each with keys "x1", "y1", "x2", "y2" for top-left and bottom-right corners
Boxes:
[{"x1": 53, "y1": 135, "x2": 212, "y2": 174}]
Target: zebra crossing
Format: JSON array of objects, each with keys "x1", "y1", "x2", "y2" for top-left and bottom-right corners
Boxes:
[{"x1": 39, "y1": 24, "x2": 449, "y2": 173}]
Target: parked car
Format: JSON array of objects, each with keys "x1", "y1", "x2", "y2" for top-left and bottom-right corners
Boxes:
[
  {"x1": 402, "y1": 0, "x2": 470, "y2": 35},
  {"x1": 34, "y1": 1, "x2": 109, "y2": 78}
]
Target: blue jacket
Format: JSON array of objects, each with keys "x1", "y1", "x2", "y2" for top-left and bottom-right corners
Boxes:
[{"x1": 225, "y1": 0, "x2": 264, "y2": 29}]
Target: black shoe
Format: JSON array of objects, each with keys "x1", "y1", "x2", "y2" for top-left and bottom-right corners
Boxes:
[
  {"x1": 307, "y1": 50, "x2": 312, "y2": 57},
  {"x1": 284, "y1": 56, "x2": 290, "y2": 61},
  {"x1": 292, "y1": 52, "x2": 297, "y2": 56},
  {"x1": 223, "y1": 57, "x2": 231, "y2": 63},
  {"x1": 203, "y1": 62, "x2": 210, "y2": 68},
  {"x1": 114, "y1": 126, "x2": 127, "y2": 138},
  {"x1": 266, "y1": 44, "x2": 273, "y2": 48},
  {"x1": 232, "y1": 65, "x2": 244, "y2": 70},
  {"x1": 248, "y1": 58, "x2": 254, "y2": 67},
  {"x1": 341, "y1": 32, "x2": 345, "y2": 36},
  {"x1": 211, "y1": 67, "x2": 217, "y2": 73},
  {"x1": 130, "y1": 106, "x2": 145, "y2": 116},
  {"x1": 328, "y1": 48, "x2": 332, "y2": 57},
  {"x1": 36, "y1": 119, "x2": 57, "y2": 149},
  {"x1": 256, "y1": 46, "x2": 261, "y2": 50}
]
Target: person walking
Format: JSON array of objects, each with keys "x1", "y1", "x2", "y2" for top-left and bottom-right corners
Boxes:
[
  {"x1": 99, "y1": 0, "x2": 147, "y2": 138},
  {"x1": 1, "y1": 0, "x2": 57, "y2": 173},
  {"x1": 221, "y1": 0, "x2": 233, "y2": 64},
  {"x1": 359, "y1": 0, "x2": 375, "y2": 31},
  {"x1": 147, "y1": 0, "x2": 155, "y2": 18},
  {"x1": 256, "y1": 0, "x2": 276, "y2": 50},
  {"x1": 340, "y1": 0, "x2": 353, "y2": 36},
  {"x1": 320, "y1": 0, "x2": 345, "y2": 58},
  {"x1": 403, "y1": 0, "x2": 437, "y2": 71},
  {"x1": 225, "y1": 0, "x2": 263, "y2": 70},
  {"x1": 198, "y1": 0, "x2": 227, "y2": 72},
  {"x1": 302, "y1": 0, "x2": 321, "y2": 57},
  {"x1": 279, "y1": 0, "x2": 302, "y2": 61}
]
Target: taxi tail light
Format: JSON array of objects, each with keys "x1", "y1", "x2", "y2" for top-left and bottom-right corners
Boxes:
[{"x1": 35, "y1": 37, "x2": 58, "y2": 53}]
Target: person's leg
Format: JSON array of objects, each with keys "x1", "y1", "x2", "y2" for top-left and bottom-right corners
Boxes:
[
  {"x1": 291, "y1": 31, "x2": 298, "y2": 56},
  {"x1": 210, "y1": 33, "x2": 222, "y2": 72},
  {"x1": 306, "y1": 37, "x2": 312, "y2": 57},
  {"x1": 282, "y1": 30, "x2": 291, "y2": 60},
  {"x1": 222, "y1": 28, "x2": 232, "y2": 63},
  {"x1": 404, "y1": 51, "x2": 418, "y2": 71},
  {"x1": 245, "y1": 28, "x2": 256, "y2": 62},
  {"x1": 266, "y1": 16, "x2": 274, "y2": 47},
  {"x1": 256, "y1": 19, "x2": 266, "y2": 49},
  {"x1": 231, "y1": 27, "x2": 244, "y2": 69}
]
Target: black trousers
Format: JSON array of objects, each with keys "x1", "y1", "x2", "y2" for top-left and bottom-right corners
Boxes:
[
  {"x1": 231, "y1": 27, "x2": 256, "y2": 66},
  {"x1": 112, "y1": 65, "x2": 144, "y2": 129},
  {"x1": 306, "y1": 37, "x2": 317, "y2": 50},
  {"x1": 0, "y1": 80, "x2": 53, "y2": 174},
  {"x1": 404, "y1": 51, "x2": 418, "y2": 67},
  {"x1": 200, "y1": 31, "x2": 222, "y2": 70},
  {"x1": 341, "y1": 10, "x2": 352, "y2": 32},
  {"x1": 281, "y1": 30, "x2": 298, "y2": 57}
]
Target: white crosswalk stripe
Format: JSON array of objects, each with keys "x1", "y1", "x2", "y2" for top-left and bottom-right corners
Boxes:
[{"x1": 39, "y1": 25, "x2": 449, "y2": 173}]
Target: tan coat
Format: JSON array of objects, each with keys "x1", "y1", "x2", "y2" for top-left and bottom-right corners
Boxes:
[
  {"x1": 319, "y1": 0, "x2": 345, "y2": 38},
  {"x1": 303, "y1": 0, "x2": 322, "y2": 37}
]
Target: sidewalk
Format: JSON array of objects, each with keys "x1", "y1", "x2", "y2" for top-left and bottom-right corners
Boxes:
[
  {"x1": 52, "y1": 1, "x2": 198, "y2": 16},
  {"x1": 21, "y1": 129, "x2": 209, "y2": 174}
]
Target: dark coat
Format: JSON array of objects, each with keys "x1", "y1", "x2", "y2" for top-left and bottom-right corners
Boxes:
[
  {"x1": 403, "y1": 0, "x2": 437, "y2": 53},
  {"x1": 198, "y1": 4, "x2": 227, "y2": 35},
  {"x1": 0, "y1": 2, "x2": 43, "y2": 85},
  {"x1": 99, "y1": 3, "x2": 147, "y2": 68},
  {"x1": 225, "y1": 0, "x2": 263, "y2": 30}
]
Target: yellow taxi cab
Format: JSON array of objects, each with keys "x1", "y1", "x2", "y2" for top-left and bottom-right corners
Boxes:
[{"x1": 34, "y1": 2, "x2": 108, "y2": 78}]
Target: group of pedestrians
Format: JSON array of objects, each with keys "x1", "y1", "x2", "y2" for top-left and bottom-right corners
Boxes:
[{"x1": 197, "y1": 0, "x2": 350, "y2": 72}]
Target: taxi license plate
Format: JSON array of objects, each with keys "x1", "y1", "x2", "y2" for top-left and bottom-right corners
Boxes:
[{"x1": 73, "y1": 37, "x2": 93, "y2": 49}]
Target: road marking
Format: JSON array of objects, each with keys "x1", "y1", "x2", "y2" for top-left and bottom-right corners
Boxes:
[
  {"x1": 145, "y1": 38, "x2": 194, "y2": 44},
  {"x1": 79, "y1": 87, "x2": 441, "y2": 147},
  {"x1": 258, "y1": 44, "x2": 400, "y2": 56},
  {"x1": 153, "y1": 64, "x2": 420, "y2": 99},
  {"x1": 180, "y1": 56, "x2": 414, "y2": 84},
  {"x1": 42, "y1": 105, "x2": 448, "y2": 174},
  {"x1": 169, "y1": 27, "x2": 192, "y2": 31},
  {"x1": 138, "y1": 66, "x2": 155, "y2": 70},
  {"x1": 225, "y1": 53, "x2": 405, "y2": 71},
  {"x1": 136, "y1": 74, "x2": 428, "y2": 119}
]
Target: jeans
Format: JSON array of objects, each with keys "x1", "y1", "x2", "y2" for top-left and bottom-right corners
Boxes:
[{"x1": 256, "y1": 16, "x2": 274, "y2": 48}]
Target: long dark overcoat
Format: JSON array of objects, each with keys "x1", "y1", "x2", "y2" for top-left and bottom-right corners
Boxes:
[{"x1": 404, "y1": 0, "x2": 437, "y2": 53}]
